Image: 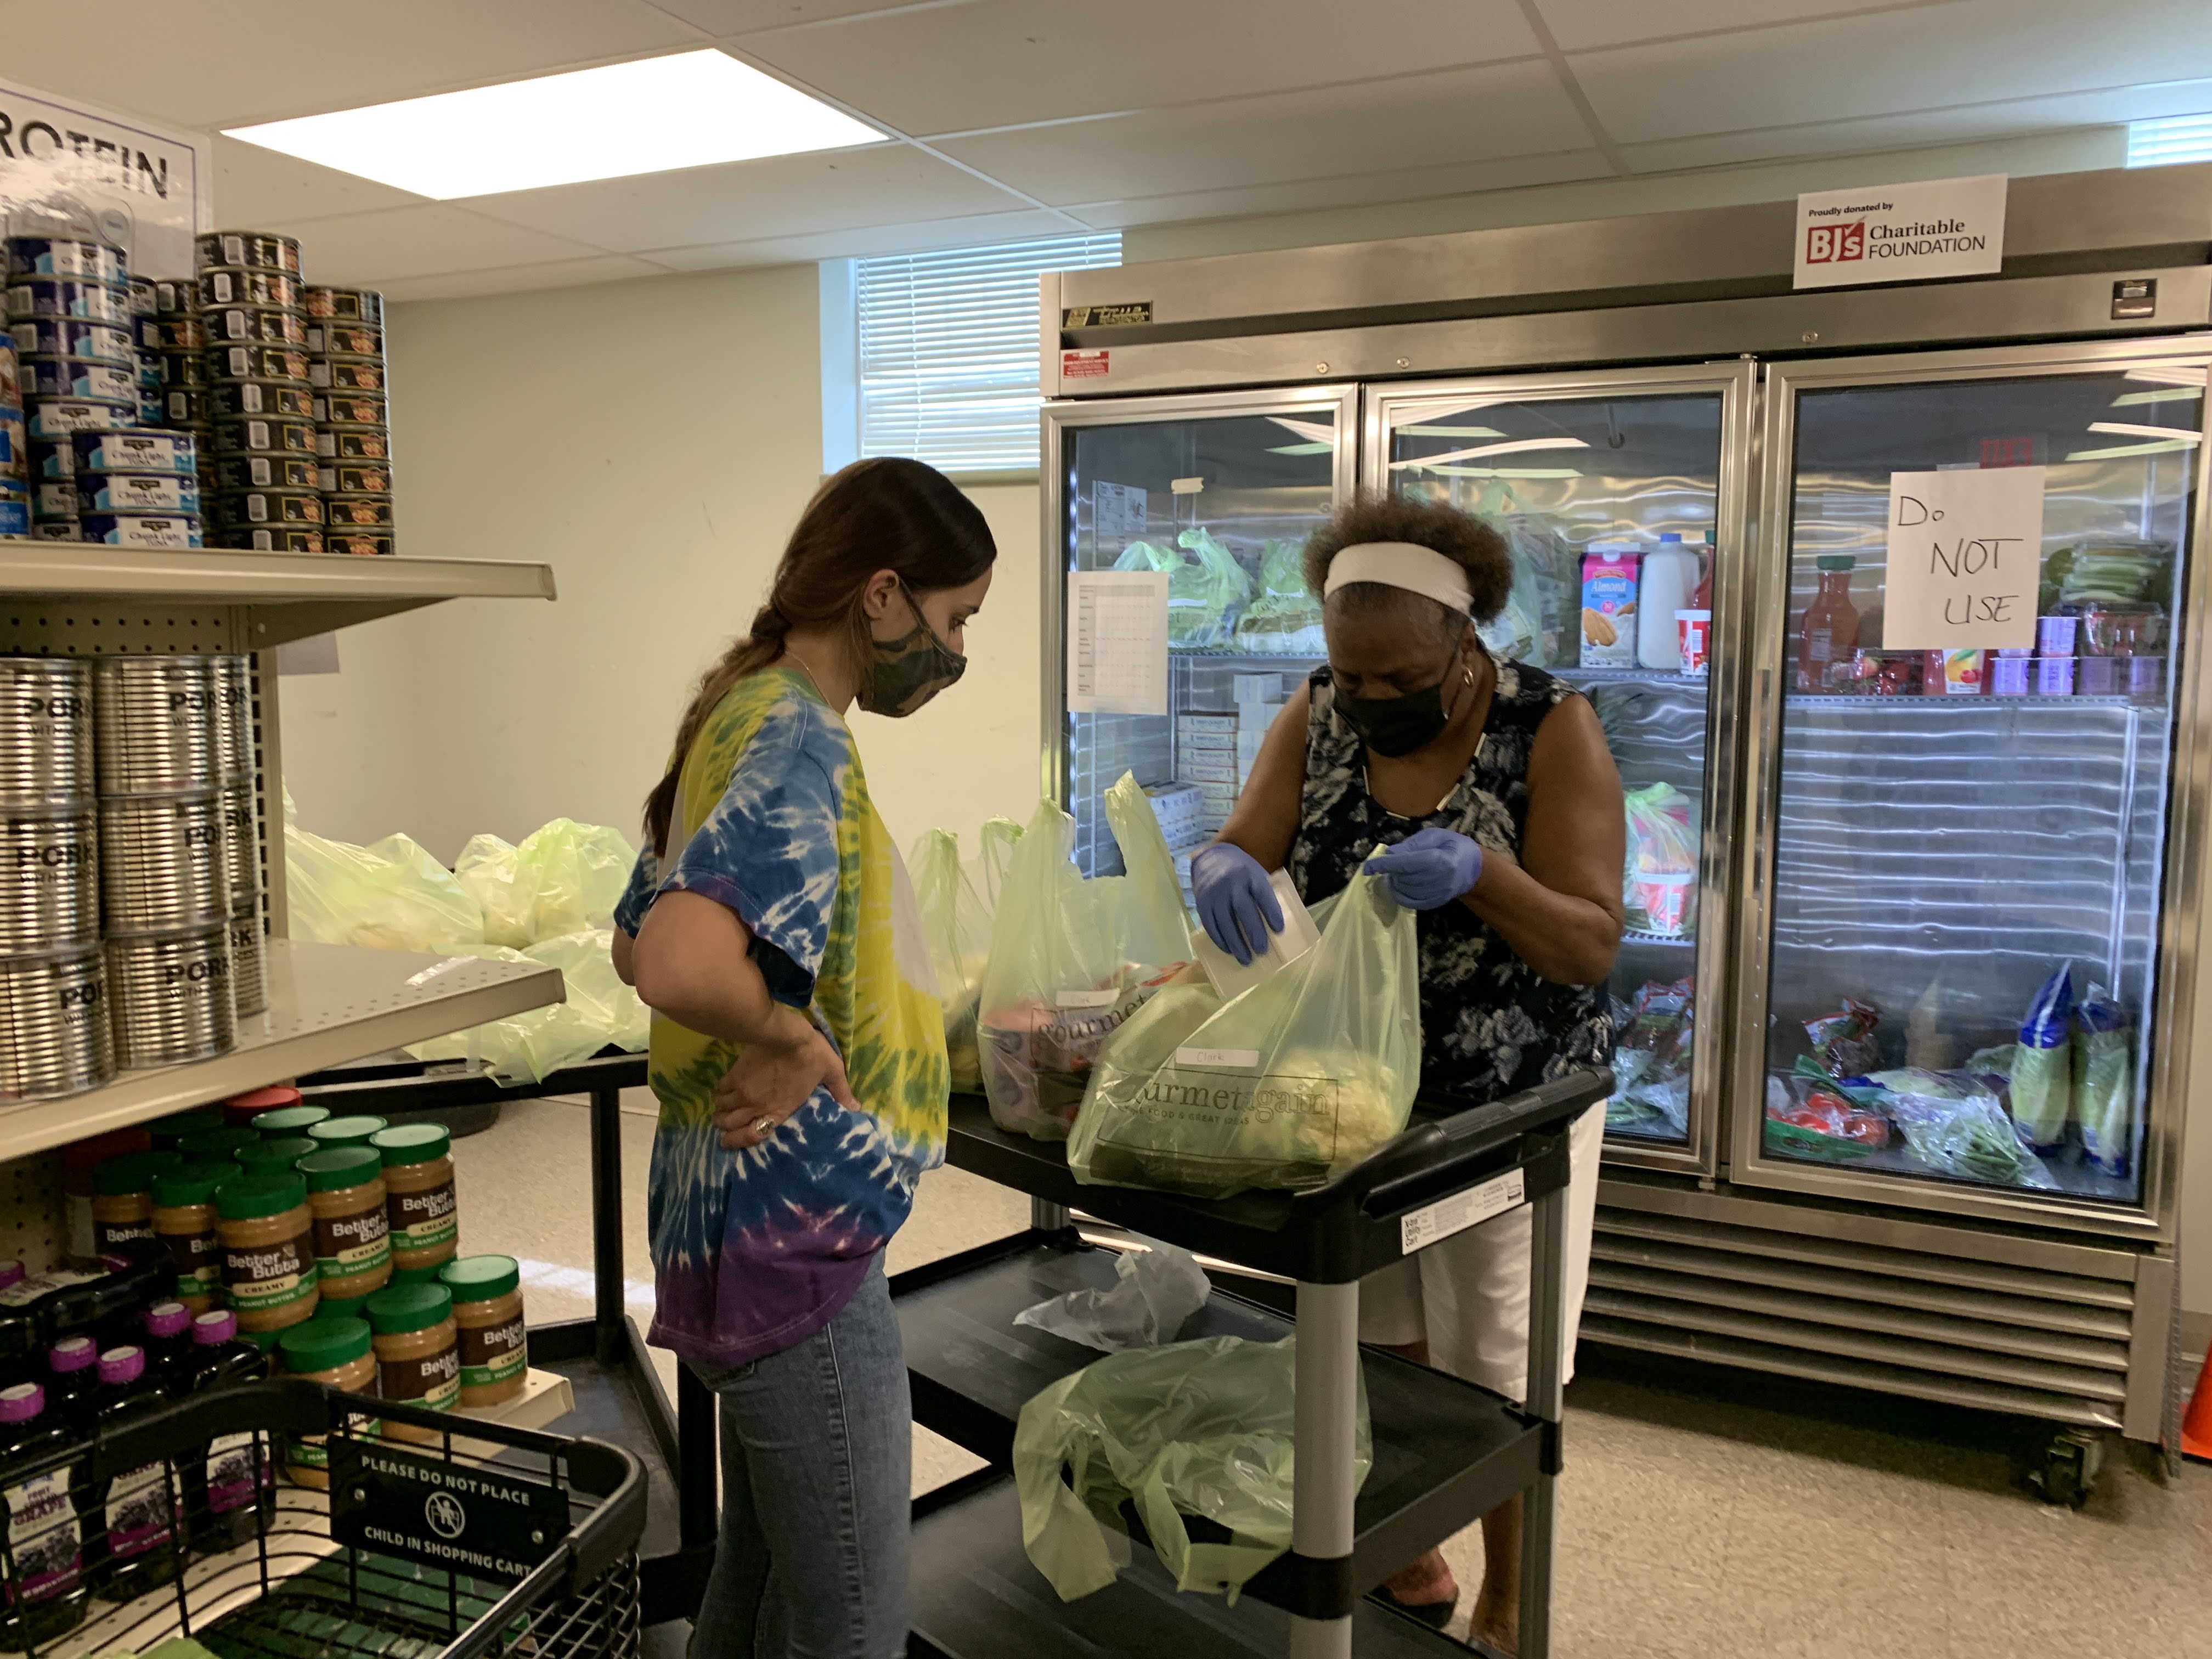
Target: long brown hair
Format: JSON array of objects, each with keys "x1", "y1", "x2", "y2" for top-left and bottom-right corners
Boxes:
[{"x1": 644, "y1": 456, "x2": 996, "y2": 855}]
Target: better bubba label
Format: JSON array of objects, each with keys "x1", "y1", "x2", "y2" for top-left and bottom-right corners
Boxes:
[
  {"x1": 5, "y1": 1470, "x2": 80, "y2": 1601},
  {"x1": 391, "y1": 1180, "x2": 457, "y2": 1251},
  {"x1": 459, "y1": 1318, "x2": 527, "y2": 1389},
  {"x1": 162, "y1": 1223, "x2": 221, "y2": 1296},
  {"x1": 224, "y1": 1231, "x2": 317, "y2": 1310},
  {"x1": 311, "y1": 1201, "x2": 391, "y2": 1273},
  {"x1": 92, "y1": 1216, "x2": 154, "y2": 1255},
  {"x1": 379, "y1": 1347, "x2": 460, "y2": 1411}
]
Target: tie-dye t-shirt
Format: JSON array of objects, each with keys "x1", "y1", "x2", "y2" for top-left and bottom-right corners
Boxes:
[{"x1": 614, "y1": 667, "x2": 947, "y2": 1369}]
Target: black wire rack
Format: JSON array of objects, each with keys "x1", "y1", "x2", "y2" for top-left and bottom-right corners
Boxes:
[{"x1": 0, "y1": 1378, "x2": 645, "y2": 1659}]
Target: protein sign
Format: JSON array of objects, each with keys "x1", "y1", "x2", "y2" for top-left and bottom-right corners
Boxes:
[
  {"x1": 0, "y1": 77, "x2": 208, "y2": 280},
  {"x1": 1792, "y1": 174, "x2": 2007, "y2": 291}
]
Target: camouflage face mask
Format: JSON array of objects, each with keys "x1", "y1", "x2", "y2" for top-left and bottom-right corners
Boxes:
[{"x1": 856, "y1": 580, "x2": 967, "y2": 717}]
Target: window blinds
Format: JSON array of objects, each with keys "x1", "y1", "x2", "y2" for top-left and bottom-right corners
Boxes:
[{"x1": 2126, "y1": 114, "x2": 2212, "y2": 167}]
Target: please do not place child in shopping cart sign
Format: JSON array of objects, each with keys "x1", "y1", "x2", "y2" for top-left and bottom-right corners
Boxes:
[{"x1": 1881, "y1": 465, "x2": 2047, "y2": 652}]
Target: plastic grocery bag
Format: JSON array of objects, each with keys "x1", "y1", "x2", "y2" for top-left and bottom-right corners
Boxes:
[
  {"x1": 408, "y1": 928, "x2": 650, "y2": 1085},
  {"x1": 2009, "y1": 964, "x2": 2075, "y2": 1150},
  {"x1": 1069, "y1": 874, "x2": 1420, "y2": 1199},
  {"x1": 1014, "y1": 1333, "x2": 1370, "y2": 1603},
  {"x1": 1233, "y1": 538, "x2": 1324, "y2": 656},
  {"x1": 458, "y1": 819, "x2": 635, "y2": 948},
  {"x1": 287, "y1": 820, "x2": 486, "y2": 952},
  {"x1": 974, "y1": 814, "x2": 1023, "y2": 909},
  {"x1": 1014, "y1": 1239, "x2": 1210, "y2": 1353},
  {"x1": 2074, "y1": 985, "x2": 2134, "y2": 1177},
  {"x1": 1867, "y1": 1067, "x2": 2057, "y2": 1189},
  {"x1": 911, "y1": 827, "x2": 996, "y2": 1092},
  {"x1": 977, "y1": 778, "x2": 1193, "y2": 1139},
  {"x1": 1115, "y1": 528, "x2": 1252, "y2": 648},
  {"x1": 1621, "y1": 783, "x2": 1697, "y2": 937}
]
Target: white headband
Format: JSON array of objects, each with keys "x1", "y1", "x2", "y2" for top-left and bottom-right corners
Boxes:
[{"x1": 1322, "y1": 542, "x2": 1473, "y2": 613}]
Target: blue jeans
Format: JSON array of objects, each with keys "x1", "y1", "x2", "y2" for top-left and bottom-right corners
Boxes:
[{"x1": 690, "y1": 1255, "x2": 911, "y2": 1659}]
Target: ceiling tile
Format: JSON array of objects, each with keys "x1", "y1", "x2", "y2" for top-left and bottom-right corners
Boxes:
[
  {"x1": 0, "y1": 2, "x2": 702, "y2": 129},
  {"x1": 1063, "y1": 151, "x2": 1613, "y2": 229},
  {"x1": 214, "y1": 137, "x2": 424, "y2": 227},
  {"x1": 1574, "y1": 0, "x2": 2212, "y2": 145},
  {"x1": 266, "y1": 206, "x2": 607, "y2": 286},
  {"x1": 644, "y1": 207, "x2": 1077, "y2": 269},
  {"x1": 1619, "y1": 81, "x2": 2212, "y2": 173},
  {"x1": 1537, "y1": 0, "x2": 1949, "y2": 53},
  {"x1": 645, "y1": 0, "x2": 938, "y2": 30},
  {"x1": 934, "y1": 60, "x2": 1592, "y2": 205},
  {"x1": 738, "y1": 0, "x2": 1542, "y2": 135},
  {"x1": 460, "y1": 144, "x2": 1030, "y2": 252},
  {"x1": 377, "y1": 256, "x2": 677, "y2": 304}
]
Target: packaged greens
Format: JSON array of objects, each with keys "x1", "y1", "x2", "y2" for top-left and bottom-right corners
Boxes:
[
  {"x1": 1763, "y1": 1075, "x2": 1888, "y2": 1162},
  {"x1": 1069, "y1": 875, "x2": 1419, "y2": 1199},
  {"x1": 1867, "y1": 1067, "x2": 2056, "y2": 1189},
  {"x1": 1803, "y1": 997, "x2": 1882, "y2": 1081},
  {"x1": 1112, "y1": 527, "x2": 1252, "y2": 648},
  {"x1": 1233, "y1": 537, "x2": 1324, "y2": 655},
  {"x1": 2008, "y1": 964, "x2": 2075, "y2": 1150},
  {"x1": 1607, "y1": 977, "x2": 1693, "y2": 1136},
  {"x1": 2074, "y1": 985, "x2": 2134, "y2": 1177}
]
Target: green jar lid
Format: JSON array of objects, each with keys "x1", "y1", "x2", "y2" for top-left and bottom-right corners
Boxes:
[
  {"x1": 298, "y1": 1146, "x2": 382, "y2": 1194},
  {"x1": 1815, "y1": 554, "x2": 1857, "y2": 572},
  {"x1": 364, "y1": 1283, "x2": 452, "y2": 1335},
  {"x1": 279, "y1": 1317, "x2": 371, "y2": 1373},
  {"x1": 254, "y1": 1105, "x2": 330, "y2": 1138},
  {"x1": 391, "y1": 1262, "x2": 448, "y2": 1286},
  {"x1": 308, "y1": 1115, "x2": 387, "y2": 1150},
  {"x1": 236, "y1": 1136, "x2": 318, "y2": 1173},
  {"x1": 317, "y1": 1293, "x2": 370, "y2": 1322},
  {"x1": 215, "y1": 1170, "x2": 307, "y2": 1221},
  {"x1": 439, "y1": 1254, "x2": 519, "y2": 1304},
  {"x1": 94, "y1": 1149, "x2": 183, "y2": 1195},
  {"x1": 153, "y1": 1160, "x2": 241, "y2": 1209},
  {"x1": 179, "y1": 1127, "x2": 257, "y2": 1161},
  {"x1": 369, "y1": 1123, "x2": 449, "y2": 1166},
  {"x1": 151, "y1": 1109, "x2": 225, "y2": 1148}
]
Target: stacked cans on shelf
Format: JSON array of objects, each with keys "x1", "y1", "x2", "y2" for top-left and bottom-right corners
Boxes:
[
  {"x1": 0, "y1": 651, "x2": 269, "y2": 1103},
  {"x1": 307, "y1": 286, "x2": 393, "y2": 555},
  {"x1": 5, "y1": 236, "x2": 205, "y2": 549},
  {"x1": 188, "y1": 232, "x2": 325, "y2": 554}
]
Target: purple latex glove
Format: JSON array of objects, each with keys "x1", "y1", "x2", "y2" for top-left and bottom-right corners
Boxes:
[
  {"x1": 1191, "y1": 843, "x2": 1283, "y2": 966},
  {"x1": 1364, "y1": 827, "x2": 1483, "y2": 910}
]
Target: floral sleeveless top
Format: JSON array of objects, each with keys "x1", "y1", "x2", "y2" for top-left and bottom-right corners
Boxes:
[{"x1": 1287, "y1": 660, "x2": 1615, "y2": 1104}]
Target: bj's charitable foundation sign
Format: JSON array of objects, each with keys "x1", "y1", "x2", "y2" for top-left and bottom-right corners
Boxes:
[{"x1": 1793, "y1": 174, "x2": 2007, "y2": 290}]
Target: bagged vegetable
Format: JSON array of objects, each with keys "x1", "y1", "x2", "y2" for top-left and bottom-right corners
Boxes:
[
  {"x1": 1622, "y1": 783, "x2": 1697, "y2": 937},
  {"x1": 1867, "y1": 1067, "x2": 2056, "y2": 1189},
  {"x1": 457, "y1": 819, "x2": 635, "y2": 948},
  {"x1": 1608, "y1": 977, "x2": 1693, "y2": 1136},
  {"x1": 910, "y1": 826, "x2": 997, "y2": 1092},
  {"x1": 1233, "y1": 537, "x2": 1324, "y2": 656},
  {"x1": 1763, "y1": 1074, "x2": 1887, "y2": 1161},
  {"x1": 2074, "y1": 985, "x2": 2134, "y2": 1177},
  {"x1": 1069, "y1": 875, "x2": 1419, "y2": 1199},
  {"x1": 1014, "y1": 1238, "x2": 1210, "y2": 1353},
  {"x1": 2009, "y1": 964, "x2": 2075, "y2": 1150},
  {"x1": 1014, "y1": 1333, "x2": 1370, "y2": 1603},
  {"x1": 407, "y1": 928, "x2": 651, "y2": 1085},
  {"x1": 978, "y1": 778, "x2": 1192, "y2": 1139},
  {"x1": 287, "y1": 817, "x2": 485, "y2": 952},
  {"x1": 1114, "y1": 528, "x2": 1252, "y2": 648},
  {"x1": 1803, "y1": 997, "x2": 1882, "y2": 1081}
]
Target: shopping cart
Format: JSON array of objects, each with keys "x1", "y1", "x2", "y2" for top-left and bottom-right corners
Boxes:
[{"x1": 0, "y1": 1378, "x2": 645, "y2": 1659}]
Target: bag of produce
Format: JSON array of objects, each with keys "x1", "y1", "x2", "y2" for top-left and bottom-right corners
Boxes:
[
  {"x1": 456, "y1": 818, "x2": 637, "y2": 947},
  {"x1": 2008, "y1": 964, "x2": 2075, "y2": 1150},
  {"x1": 1622, "y1": 783, "x2": 1697, "y2": 937},
  {"x1": 1234, "y1": 537, "x2": 1325, "y2": 656},
  {"x1": 1763, "y1": 1074, "x2": 1887, "y2": 1161},
  {"x1": 1867, "y1": 1067, "x2": 2056, "y2": 1189},
  {"x1": 978, "y1": 777, "x2": 1192, "y2": 1141},
  {"x1": 1803, "y1": 997, "x2": 1882, "y2": 1081},
  {"x1": 407, "y1": 928, "x2": 651, "y2": 1085},
  {"x1": 1113, "y1": 527, "x2": 1252, "y2": 648},
  {"x1": 910, "y1": 822, "x2": 1018, "y2": 1093},
  {"x1": 1013, "y1": 1333, "x2": 1370, "y2": 1603},
  {"x1": 287, "y1": 808, "x2": 486, "y2": 953},
  {"x1": 1069, "y1": 875, "x2": 1419, "y2": 1199},
  {"x1": 2074, "y1": 985, "x2": 2134, "y2": 1177},
  {"x1": 1608, "y1": 977, "x2": 1693, "y2": 1136}
]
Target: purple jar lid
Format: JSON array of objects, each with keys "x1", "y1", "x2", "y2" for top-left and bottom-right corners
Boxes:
[
  {"x1": 0, "y1": 1383, "x2": 43, "y2": 1423},
  {"x1": 0, "y1": 1261, "x2": 25, "y2": 1292},
  {"x1": 191, "y1": 1310, "x2": 238, "y2": 1346},
  {"x1": 48, "y1": 1335, "x2": 96, "y2": 1373},
  {"x1": 144, "y1": 1301, "x2": 191, "y2": 1339},
  {"x1": 96, "y1": 1346, "x2": 144, "y2": 1385}
]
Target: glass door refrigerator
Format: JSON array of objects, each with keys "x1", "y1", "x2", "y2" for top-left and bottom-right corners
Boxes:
[
  {"x1": 1734, "y1": 338, "x2": 2210, "y2": 1238},
  {"x1": 1363, "y1": 363, "x2": 1757, "y2": 1175},
  {"x1": 1041, "y1": 385, "x2": 1359, "y2": 885}
]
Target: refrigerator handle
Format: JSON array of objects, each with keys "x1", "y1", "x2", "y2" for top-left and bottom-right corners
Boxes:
[{"x1": 1750, "y1": 665, "x2": 1773, "y2": 912}]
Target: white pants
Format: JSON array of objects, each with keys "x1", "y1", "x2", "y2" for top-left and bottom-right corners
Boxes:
[{"x1": 1357, "y1": 1103, "x2": 1604, "y2": 1403}]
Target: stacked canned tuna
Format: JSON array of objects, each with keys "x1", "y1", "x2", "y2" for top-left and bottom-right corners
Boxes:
[
  {"x1": 307, "y1": 287, "x2": 392, "y2": 555},
  {"x1": 5, "y1": 237, "x2": 205, "y2": 549},
  {"x1": 191, "y1": 232, "x2": 326, "y2": 554}
]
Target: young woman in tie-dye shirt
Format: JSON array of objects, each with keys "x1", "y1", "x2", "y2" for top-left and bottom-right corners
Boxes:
[{"x1": 611, "y1": 458, "x2": 995, "y2": 1659}]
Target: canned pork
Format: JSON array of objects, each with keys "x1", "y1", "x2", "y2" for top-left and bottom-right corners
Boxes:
[
  {"x1": 150, "y1": 317, "x2": 207, "y2": 351},
  {"x1": 215, "y1": 491, "x2": 319, "y2": 528},
  {"x1": 77, "y1": 473, "x2": 201, "y2": 516},
  {"x1": 0, "y1": 948, "x2": 112, "y2": 1100},
  {"x1": 210, "y1": 345, "x2": 308, "y2": 385},
  {"x1": 92, "y1": 654, "x2": 215, "y2": 797},
  {"x1": 100, "y1": 792, "x2": 227, "y2": 930},
  {"x1": 316, "y1": 427, "x2": 388, "y2": 461},
  {"x1": 304, "y1": 287, "x2": 382, "y2": 324},
  {"x1": 81, "y1": 514, "x2": 202, "y2": 550},
  {"x1": 210, "y1": 657, "x2": 252, "y2": 783},
  {"x1": 11, "y1": 318, "x2": 131, "y2": 363},
  {"x1": 107, "y1": 927, "x2": 234, "y2": 1069},
  {"x1": 311, "y1": 359, "x2": 383, "y2": 393},
  {"x1": 4, "y1": 239, "x2": 127, "y2": 283},
  {"x1": 0, "y1": 658, "x2": 93, "y2": 805},
  {"x1": 212, "y1": 382, "x2": 314, "y2": 420},
  {"x1": 326, "y1": 530, "x2": 394, "y2": 557},
  {"x1": 228, "y1": 908, "x2": 266, "y2": 1018},
  {"x1": 321, "y1": 495, "x2": 391, "y2": 528},
  {"x1": 197, "y1": 268, "x2": 302, "y2": 311},
  {"x1": 198, "y1": 232, "x2": 302, "y2": 275},
  {"x1": 75, "y1": 430, "x2": 195, "y2": 473},
  {"x1": 25, "y1": 400, "x2": 132, "y2": 438},
  {"x1": 217, "y1": 778, "x2": 260, "y2": 898},
  {"x1": 208, "y1": 308, "x2": 307, "y2": 347},
  {"x1": 0, "y1": 808, "x2": 97, "y2": 951},
  {"x1": 21, "y1": 357, "x2": 136, "y2": 403},
  {"x1": 5, "y1": 281, "x2": 130, "y2": 324},
  {"x1": 211, "y1": 417, "x2": 314, "y2": 456}
]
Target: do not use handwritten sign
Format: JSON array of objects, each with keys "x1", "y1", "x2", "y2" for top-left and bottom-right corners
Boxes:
[{"x1": 1880, "y1": 466, "x2": 2046, "y2": 651}]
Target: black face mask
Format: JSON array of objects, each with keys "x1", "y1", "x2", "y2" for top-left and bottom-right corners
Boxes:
[
  {"x1": 856, "y1": 581, "x2": 967, "y2": 717},
  {"x1": 1333, "y1": 645, "x2": 1471, "y2": 758}
]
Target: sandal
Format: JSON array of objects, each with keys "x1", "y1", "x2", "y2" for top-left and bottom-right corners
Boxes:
[{"x1": 1372, "y1": 1584, "x2": 1458, "y2": 1630}]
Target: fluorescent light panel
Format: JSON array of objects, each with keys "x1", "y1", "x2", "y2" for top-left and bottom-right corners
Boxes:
[
  {"x1": 224, "y1": 50, "x2": 884, "y2": 199},
  {"x1": 2086, "y1": 421, "x2": 2204, "y2": 442}
]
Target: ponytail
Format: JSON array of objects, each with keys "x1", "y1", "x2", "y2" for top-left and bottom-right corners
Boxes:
[{"x1": 644, "y1": 605, "x2": 790, "y2": 856}]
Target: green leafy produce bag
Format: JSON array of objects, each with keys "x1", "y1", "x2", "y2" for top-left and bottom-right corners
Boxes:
[
  {"x1": 1867, "y1": 1067, "x2": 2056, "y2": 1189},
  {"x1": 408, "y1": 928, "x2": 650, "y2": 1085},
  {"x1": 458, "y1": 819, "x2": 636, "y2": 947},
  {"x1": 1114, "y1": 528, "x2": 1252, "y2": 648},
  {"x1": 1014, "y1": 1333, "x2": 1370, "y2": 1604},
  {"x1": 978, "y1": 778, "x2": 1192, "y2": 1140},
  {"x1": 1233, "y1": 537, "x2": 1324, "y2": 655},
  {"x1": 287, "y1": 817, "x2": 485, "y2": 952},
  {"x1": 2074, "y1": 985, "x2": 2134, "y2": 1177},
  {"x1": 1069, "y1": 874, "x2": 1420, "y2": 1199}
]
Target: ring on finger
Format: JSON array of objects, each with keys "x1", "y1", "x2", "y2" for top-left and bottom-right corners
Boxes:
[{"x1": 751, "y1": 1115, "x2": 775, "y2": 1137}]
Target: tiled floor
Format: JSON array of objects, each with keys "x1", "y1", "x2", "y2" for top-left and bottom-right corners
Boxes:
[{"x1": 456, "y1": 1094, "x2": 2207, "y2": 1658}]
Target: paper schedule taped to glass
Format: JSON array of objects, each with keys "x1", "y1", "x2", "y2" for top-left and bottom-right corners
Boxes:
[{"x1": 1068, "y1": 569, "x2": 1169, "y2": 715}]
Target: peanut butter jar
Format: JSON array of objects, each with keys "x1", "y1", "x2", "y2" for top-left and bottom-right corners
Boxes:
[
  {"x1": 298, "y1": 1146, "x2": 391, "y2": 1302},
  {"x1": 371, "y1": 1125, "x2": 457, "y2": 1273},
  {"x1": 151, "y1": 1160, "x2": 239, "y2": 1311},
  {"x1": 215, "y1": 1171, "x2": 319, "y2": 1336},
  {"x1": 91, "y1": 1150, "x2": 182, "y2": 1261},
  {"x1": 439, "y1": 1255, "x2": 526, "y2": 1406},
  {"x1": 306, "y1": 1115, "x2": 386, "y2": 1153},
  {"x1": 363, "y1": 1283, "x2": 459, "y2": 1443},
  {"x1": 278, "y1": 1317, "x2": 376, "y2": 1488}
]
